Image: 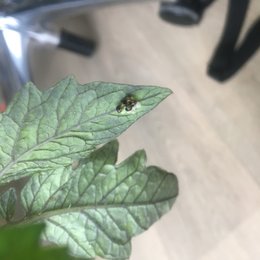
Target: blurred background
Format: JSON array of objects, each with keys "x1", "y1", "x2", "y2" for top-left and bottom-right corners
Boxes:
[{"x1": 2, "y1": 0, "x2": 260, "y2": 259}]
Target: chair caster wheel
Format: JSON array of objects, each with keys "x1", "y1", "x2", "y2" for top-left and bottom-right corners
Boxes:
[{"x1": 159, "y1": 1, "x2": 203, "y2": 26}]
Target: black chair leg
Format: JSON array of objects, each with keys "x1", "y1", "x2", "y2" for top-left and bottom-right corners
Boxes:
[
  {"x1": 58, "y1": 30, "x2": 96, "y2": 57},
  {"x1": 207, "y1": 0, "x2": 260, "y2": 82}
]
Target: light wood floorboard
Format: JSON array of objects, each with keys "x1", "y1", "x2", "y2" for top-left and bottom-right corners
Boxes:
[{"x1": 32, "y1": 1, "x2": 260, "y2": 259}]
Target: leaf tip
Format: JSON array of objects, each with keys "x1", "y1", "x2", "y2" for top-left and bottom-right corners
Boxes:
[
  {"x1": 107, "y1": 139, "x2": 120, "y2": 157},
  {"x1": 104, "y1": 139, "x2": 119, "y2": 152},
  {"x1": 133, "y1": 149, "x2": 147, "y2": 167},
  {"x1": 160, "y1": 86, "x2": 173, "y2": 99}
]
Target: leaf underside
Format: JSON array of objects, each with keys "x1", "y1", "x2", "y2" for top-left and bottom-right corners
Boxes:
[
  {"x1": 0, "y1": 76, "x2": 172, "y2": 184},
  {"x1": 21, "y1": 141, "x2": 178, "y2": 259}
]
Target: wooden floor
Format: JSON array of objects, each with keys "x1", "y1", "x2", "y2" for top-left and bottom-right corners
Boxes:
[{"x1": 32, "y1": 1, "x2": 260, "y2": 259}]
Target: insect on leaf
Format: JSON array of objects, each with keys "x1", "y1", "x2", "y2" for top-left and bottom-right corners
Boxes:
[{"x1": 0, "y1": 77, "x2": 172, "y2": 184}]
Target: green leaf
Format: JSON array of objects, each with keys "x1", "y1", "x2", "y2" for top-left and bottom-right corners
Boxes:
[
  {"x1": 0, "y1": 188, "x2": 16, "y2": 221},
  {"x1": 0, "y1": 223, "x2": 71, "y2": 260},
  {"x1": 0, "y1": 77, "x2": 172, "y2": 184},
  {"x1": 21, "y1": 141, "x2": 178, "y2": 259}
]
